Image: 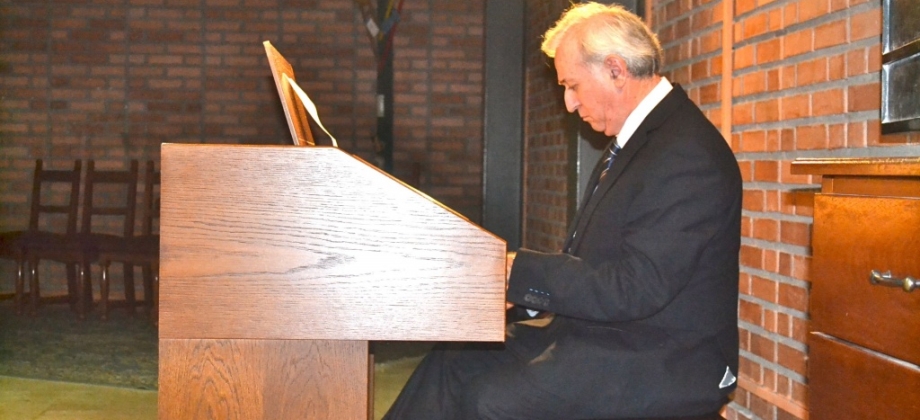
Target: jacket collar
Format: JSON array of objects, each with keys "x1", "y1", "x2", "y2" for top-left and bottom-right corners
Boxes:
[{"x1": 566, "y1": 84, "x2": 690, "y2": 252}]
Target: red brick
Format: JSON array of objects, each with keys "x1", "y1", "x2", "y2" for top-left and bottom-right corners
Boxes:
[
  {"x1": 740, "y1": 130, "x2": 767, "y2": 153},
  {"x1": 739, "y1": 299, "x2": 763, "y2": 326},
  {"x1": 750, "y1": 333, "x2": 777, "y2": 363},
  {"x1": 765, "y1": 190, "x2": 782, "y2": 212},
  {"x1": 778, "y1": 164, "x2": 804, "y2": 188},
  {"x1": 764, "y1": 248, "x2": 780, "y2": 272},
  {"x1": 800, "y1": 0, "x2": 828, "y2": 22},
  {"x1": 753, "y1": 160, "x2": 780, "y2": 182},
  {"x1": 767, "y1": 7, "x2": 784, "y2": 32},
  {"x1": 736, "y1": 0, "x2": 757, "y2": 15},
  {"x1": 783, "y1": 29, "x2": 812, "y2": 58},
  {"x1": 781, "y1": 64, "x2": 797, "y2": 89},
  {"x1": 778, "y1": 343, "x2": 806, "y2": 376},
  {"x1": 766, "y1": 68, "x2": 780, "y2": 91},
  {"x1": 848, "y1": 83, "x2": 881, "y2": 112},
  {"x1": 761, "y1": 310, "x2": 777, "y2": 335},
  {"x1": 828, "y1": 53, "x2": 846, "y2": 81},
  {"x1": 754, "y1": 99, "x2": 780, "y2": 123},
  {"x1": 812, "y1": 88, "x2": 844, "y2": 116},
  {"x1": 814, "y1": 19, "x2": 847, "y2": 50},
  {"x1": 851, "y1": 8, "x2": 881, "y2": 42},
  {"x1": 782, "y1": 93, "x2": 810, "y2": 120},
  {"x1": 756, "y1": 38, "x2": 782, "y2": 65},
  {"x1": 779, "y1": 283, "x2": 808, "y2": 312},
  {"x1": 829, "y1": 123, "x2": 846, "y2": 149},
  {"x1": 742, "y1": 13, "x2": 768, "y2": 40},
  {"x1": 797, "y1": 57, "x2": 827, "y2": 86},
  {"x1": 847, "y1": 121, "x2": 868, "y2": 148},
  {"x1": 868, "y1": 44, "x2": 882, "y2": 72},
  {"x1": 734, "y1": 102, "x2": 755, "y2": 126},
  {"x1": 792, "y1": 316, "x2": 809, "y2": 343},
  {"x1": 741, "y1": 243, "x2": 765, "y2": 268},
  {"x1": 751, "y1": 275, "x2": 778, "y2": 303},
  {"x1": 796, "y1": 124, "x2": 828, "y2": 150},
  {"x1": 783, "y1": 3, "x2": 799, "y2": 27},
  {"x1": 734, "y1": 44, "x2": 755, "y2": 70},
  {"x1": 741, "y1": 215, "x2": 753, "y2": 238},
  {"x1": 776, "y1": 312, "x2": 791, "y2": 338}
]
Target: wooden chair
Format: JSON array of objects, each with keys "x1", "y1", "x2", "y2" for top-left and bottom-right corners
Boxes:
[
  {"x1": 0, "y1": 160, "x2": 82, "y2": 315},
  {"x1": 98, "y1": 160, "x2": 160, "y2": 321},
  {"x1": 25, "y1": 160, "x2": 139, "y2": 320}
]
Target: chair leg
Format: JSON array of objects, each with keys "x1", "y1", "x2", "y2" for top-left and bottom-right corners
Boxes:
[
  {"x1": 77, "y1": 263, "x2": 92, "y2": 321},
  {"x1": 66, "y1": 262, "x2": 79, "y2": 311},
  {"x1": 142, "y1": 264, "x2": 154, "y2": 315},
  {"x1": 100, "y1": 261, "x2": 110, "y2": 321},
  {"x1": 14, "y1": 259, "x2": 25, "y2": 315},
  {"x1": 124, "y1": 263, "x2": 136, "y2": 317},
  {"x1": 28, "y1": 259, "x2": 39, "y2": 316},
  {"x1": 150, "y1": 262, "x2": 159, "y2": 326}
]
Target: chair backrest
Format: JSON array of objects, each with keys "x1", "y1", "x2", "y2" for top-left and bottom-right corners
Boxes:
[
  {"x1": 28, "y1": 159, "x2": 82, "y2": 234},
  {"x1": 80, "y1": 160, "x2": 139, "y2": 237},
  {"x1": 139, "y1": 161, "x2": 161, "y2": 236}
]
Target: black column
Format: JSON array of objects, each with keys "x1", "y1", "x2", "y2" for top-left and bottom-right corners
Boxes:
[
  {"x1": 376, "y1": 1, "x2": 394, "y2": 173},
  {"x1": 482, "y1": 0, "x2": 524, "y2": 249}
]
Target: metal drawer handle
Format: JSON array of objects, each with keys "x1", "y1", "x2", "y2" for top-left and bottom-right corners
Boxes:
[{"x1": 869, "y1": 270, "x2": 918, "y2": 293}]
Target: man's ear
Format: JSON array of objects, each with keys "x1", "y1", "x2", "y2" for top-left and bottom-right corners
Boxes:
[{"x1": 604, "y1": 55, "x2": 627, "y2": 84}]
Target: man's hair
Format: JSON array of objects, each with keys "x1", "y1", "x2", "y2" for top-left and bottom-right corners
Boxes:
[{"x1": 541, "y1": 2, "x2": 663, "y2": 78}]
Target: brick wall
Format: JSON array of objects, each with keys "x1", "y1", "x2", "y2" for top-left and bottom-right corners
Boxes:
[
  {"x1": 522, "y1": 0, "x2": 572, "y2": 252},
  {"x1": 652, "y1": 0, "x2": 918, "y2": 419},
  {"x1": 0, "y1": 0, "x2": 483, "y2": 296},
  {"x1": 654, "y1": 0, "x2": 725, "y2": 127}
]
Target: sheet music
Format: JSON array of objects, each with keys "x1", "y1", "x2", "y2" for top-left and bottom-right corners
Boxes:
[{"x1": 282, "y1": 73, "x2": 339, "y2": 147}]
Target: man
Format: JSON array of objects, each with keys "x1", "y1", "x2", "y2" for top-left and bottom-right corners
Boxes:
[{"x1": 383, "y1": 3, "x2": 741, "y2": 419}]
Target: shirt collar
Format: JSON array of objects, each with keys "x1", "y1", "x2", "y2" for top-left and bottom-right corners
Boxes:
[{"x1": 615, "y1": 77, "x2": 672, "y2": 148}]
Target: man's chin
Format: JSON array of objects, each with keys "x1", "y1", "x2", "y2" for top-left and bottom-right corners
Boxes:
[
  {"x1": 593, "y1": 123, "x2": 617, "y2": 136},
  {"x1": 586, "y1": 121, "x2": 604, "y2": 133}
]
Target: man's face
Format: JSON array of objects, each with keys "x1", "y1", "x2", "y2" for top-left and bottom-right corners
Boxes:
[{"x1": 554, "y1": 37, "x2": 628, "y2": 137}]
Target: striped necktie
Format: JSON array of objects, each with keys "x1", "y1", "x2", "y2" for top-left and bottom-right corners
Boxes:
[
  {"x1": 591, "y1": 141, "x2": 621, "y2": 196},
  {"x1": 564, "y1": 141, "x2": 621, "y2": 253}
]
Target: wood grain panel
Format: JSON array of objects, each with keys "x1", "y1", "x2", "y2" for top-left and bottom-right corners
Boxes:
[
  {"x1": 159, "y1": 144, "x2": 506, "y2": 342},
  {"x1": 809, "y1": 333, "x2": 920, "y2": 420},
  {"x1": 791, "y1": 157, "x2": 920, "y2": 177},
  {"x1": 811, "y1": 195, "x2": 920, "y2": 365},
  {"x1": 823, "y1": 176, "x2": 920, "y2": 198},
  {"x1": 159, "y1": 339, "x2": 369, "y2": 420},
  {"x1": 795, "y1": 158, "x2": 920, "y2": 420}
]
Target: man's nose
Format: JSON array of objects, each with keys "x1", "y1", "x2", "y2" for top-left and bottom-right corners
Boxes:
[{"x1": 564, "y1": 90, "x2": 579, "y2": 113}]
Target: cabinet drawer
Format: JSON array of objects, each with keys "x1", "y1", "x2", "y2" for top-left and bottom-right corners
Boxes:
[
  {"x1": 809, "y1": 333, "x2": 920, "y2": 420},
  {"x1": 811, "y1": 195, "x2": 920, "y2": 365}
]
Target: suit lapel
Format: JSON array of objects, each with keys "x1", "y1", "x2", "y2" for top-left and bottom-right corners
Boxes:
[
  {"x1": 568, "y1": 84, "x2": 690, "y2": 252},
  {"x1": 562, "y1": 138, "x2": 616, "y2": 252}
]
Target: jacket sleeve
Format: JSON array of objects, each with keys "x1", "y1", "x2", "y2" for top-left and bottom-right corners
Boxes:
[{"x1": 506, "y1": 130, "x2": 741, "y2": 323}]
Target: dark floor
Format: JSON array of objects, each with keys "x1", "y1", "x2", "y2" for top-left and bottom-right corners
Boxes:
[{"x1": 0, "y1": 298, "x2": 432, "y2": 390}]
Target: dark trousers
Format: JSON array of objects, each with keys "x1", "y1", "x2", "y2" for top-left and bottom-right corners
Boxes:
[
  {"x1": 382, "y1": 318, "x2": 579, "y2": 420},
  {"x1": 381, "y1": 314, "x2": 726, "y2": 420},
  {"x1": 380, "y1": 344, "x2": 579, "y2": 420}
]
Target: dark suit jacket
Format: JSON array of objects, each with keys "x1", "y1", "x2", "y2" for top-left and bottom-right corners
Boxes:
[{"x1": 506, "y1": 84, "x2": 742, "y2": 418}]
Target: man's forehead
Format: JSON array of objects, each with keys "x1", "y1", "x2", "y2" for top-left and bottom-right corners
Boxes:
[{"x1": 554, "y1": 43, "x2": 582, "y2": 85}]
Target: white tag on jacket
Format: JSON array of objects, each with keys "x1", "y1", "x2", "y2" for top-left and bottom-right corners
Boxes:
[{"x1": 719, "y1": 366, "x2": 737, "y2": 389}]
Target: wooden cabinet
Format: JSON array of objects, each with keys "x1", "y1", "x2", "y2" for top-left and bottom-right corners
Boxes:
[{"x1": 792, "y1": 158, "x2": 920, "y2": 420}]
